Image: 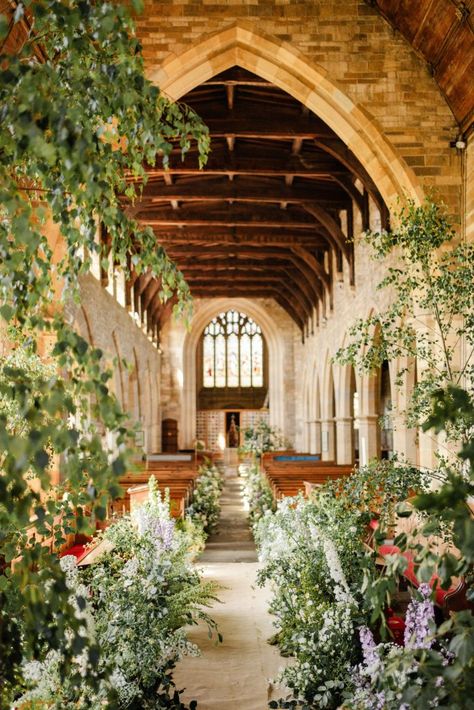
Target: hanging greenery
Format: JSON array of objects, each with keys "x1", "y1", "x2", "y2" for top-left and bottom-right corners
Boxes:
[
  {"x1": 335, "y1": 198, "x2": 474, "y2": 447},
  {"x1": 0, "y1": 1, "x2": 209, "y2": 705}
]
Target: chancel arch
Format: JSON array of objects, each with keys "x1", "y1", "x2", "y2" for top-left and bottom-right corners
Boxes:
[{"x1": 181, "y1": 298, "x2": 287, "y2": 450}]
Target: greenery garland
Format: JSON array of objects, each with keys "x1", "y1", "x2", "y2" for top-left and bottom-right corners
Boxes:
[{"x1": 0, "y1": 1, "x2": 209, "y2": 705}]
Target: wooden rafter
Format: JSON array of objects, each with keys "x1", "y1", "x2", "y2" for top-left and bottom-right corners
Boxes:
[{"x1": 121, "y1": 66, "x2": 392, "y2": 333}]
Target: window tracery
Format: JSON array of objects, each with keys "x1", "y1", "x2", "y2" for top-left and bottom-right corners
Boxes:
[{"x1": 202, "y1": 310, "x2": 264, "y2": 389}]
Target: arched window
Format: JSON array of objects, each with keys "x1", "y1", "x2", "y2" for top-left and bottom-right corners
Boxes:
[{"x1": 202, "y1": 310, "x2": 264, "y2": 389}]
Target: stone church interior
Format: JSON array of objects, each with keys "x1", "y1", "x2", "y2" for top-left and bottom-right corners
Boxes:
[{"x1": 1, "y1": 1, "x2": 473, "y2": 709}]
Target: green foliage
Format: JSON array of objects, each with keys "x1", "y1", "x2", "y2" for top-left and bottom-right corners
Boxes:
[
  {"x1": 256, "y1": 494, "x2": 370, "y2": 709},
  {"x1": 239, "y1": 419, "x2": 289, "y2": 457},
  {"x1": 242, "y1": 461, "x2": 276, "y2": 525},
  {"x1": 185, "y1": 459, "x2": 223, "y2": 536},
  {"x1": 17, "y1": 485, "x2": 219, "y2": 708},
  {"x1": 0, "y1": 1, "x2": 209, "y2": 705},
  {"x1": 333, "y1": 196, "x2": 474, "y2": 706},
  {"x1": 256, "y1": 460, "x2": 433, "y2": 709},
  {"x1": 335, "y1": 198, "x2": 474, "y2": 438},
  {"x1": 327, "y1": 457, "x2": 429, "y2": 531},
  {"x1": 0, "y1": 0, "x2": 209, "y2": 322}
]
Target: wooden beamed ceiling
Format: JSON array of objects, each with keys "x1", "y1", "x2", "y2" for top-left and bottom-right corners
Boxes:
[
  {"x1": 369, "y1": 0, "x2": 474, "y2": 134},
  {"x1": 122, "y1": 66, "x2": 389, "y2": 336}
]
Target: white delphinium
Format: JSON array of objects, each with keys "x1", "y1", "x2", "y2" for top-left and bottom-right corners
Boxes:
[
  {"x1": 257, "y1": 495, "x2": 307, "y2": 563},
  {"x1": 309, "y1": 523, "x2": 357, "y2": 606}
]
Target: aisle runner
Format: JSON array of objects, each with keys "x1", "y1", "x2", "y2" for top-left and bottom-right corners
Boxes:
[{"x1": 174, "y1": 472, "x2": 287, "y2": 709}]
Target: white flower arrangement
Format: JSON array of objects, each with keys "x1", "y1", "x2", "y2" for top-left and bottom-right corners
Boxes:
[
  {"x1": 17, "y1": 481, "x2": 219, "y2": 709},
  {"x1": 186, "y1": 460, "x2": 223, "y2": 535},
  {"x1": 256, "y1": 493, "x2": 365, "y2": 709}
]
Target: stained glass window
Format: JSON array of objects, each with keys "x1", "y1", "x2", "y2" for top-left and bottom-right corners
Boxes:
[{"x1": 202, "y1": 310, "x2": 265, "y2": 388}]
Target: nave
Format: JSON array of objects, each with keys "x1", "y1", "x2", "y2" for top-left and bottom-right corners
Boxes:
[
  {"x1": 1, "y1": 0, "x2": 473, "y2": 708},
  {"x1": 174, "y1": 467, "x2": 286, "y2": 710}
]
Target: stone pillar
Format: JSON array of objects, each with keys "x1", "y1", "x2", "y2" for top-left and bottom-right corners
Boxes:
[
  {"x1": 303, "y1": 421, "x2": 311, "y2": 452},
  {"x1": 392, "y1": 414, "x2": 418, "y2": 466},
  {"x1": 418, "y1": 429, "x2": 438, "y2": 471},
  {"x1": 357, "y1": 414, "x2": 379, "y2": 466},
  {"x1": 321, "y1": 418, "x2": 335, "y2": 461},
  {"x1": 335, "y1": 417, "x2": 353, "y2": 465},
  {"x1": 309, "y1": 420, "x2": 322, "y2": 456}
]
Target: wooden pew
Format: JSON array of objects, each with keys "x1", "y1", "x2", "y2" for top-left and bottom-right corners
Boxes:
[
  {"x1": 261, "y1": 455, "x2": 352, "y2": 500},
  {"x1": 112, "y1": 458, "x2": 201, "y2": 518}
]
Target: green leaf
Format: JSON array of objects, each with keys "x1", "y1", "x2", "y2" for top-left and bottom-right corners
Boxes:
[{"x1": 0, "y1": 304, "x2": 14, "y2": 322}]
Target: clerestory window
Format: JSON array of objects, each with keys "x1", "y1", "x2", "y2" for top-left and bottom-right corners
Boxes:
[{"x1": 202, "y1": 310, "x2": 264, "y2": 389}]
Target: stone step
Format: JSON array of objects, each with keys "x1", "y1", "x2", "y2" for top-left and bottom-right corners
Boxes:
[
  {"x1": 205, "y1": 542, "x2": 256, "y2": 551},
  {"x1": 198, "y1": 470, "x2": 257, "y2": 563}
]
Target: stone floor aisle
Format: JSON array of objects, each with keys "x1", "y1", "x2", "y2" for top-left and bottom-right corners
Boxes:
[{"x1": 173, "y1": 469, "x2": 286, "y2": 709}]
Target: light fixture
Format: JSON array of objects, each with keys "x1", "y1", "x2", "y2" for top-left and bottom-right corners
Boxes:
[{"x1": 450, "y1": 134, "x2": 466, "y2": 150}]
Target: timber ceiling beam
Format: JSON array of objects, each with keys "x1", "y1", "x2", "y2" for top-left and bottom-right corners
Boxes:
[
  {"x1": 134, "y1": 271, "x2": 154, "y2": 296},
  {"x1": 188, "y1": 115, "x2": 333, "y2": 139},
  {"x1": 139, "y1": 151, "x2": 349, "y2": 178},
  {"x1": 203, "y1": 68, "x2": 270, "y2": 86},
  {"x1": 313, "y1": 137, "x2": 381, "y2": 202},
  {"x1": 164, "y1": 244, "x2": 326, "y2": 300},
  {"x1": 183, "y1": 272, "x2": 314, "y2": 320},
  {"x1": 151, "y1": 228, "x2": 329, "y2": 247},
  {"x1": 175, "y1": 255, "x2": 323, "y2": 307},
  {"x1": 140, "y1": 213, "x2": 328, "y2": 231},
  {"x1": 119, "y1": 66, "x2": 393, "y2": 333},
  {"x1": 142, "y1": 278, "x2": 162, "y2": 312},
  {"x1": 125, "y1": 179, "x2": 350, "y2": 210},
  {"x1": 190, "y1": 285, "x2": 305, "y2": 330},
  {"x1": 302, "y1": 203, "x2": 349, "y2": 257}
]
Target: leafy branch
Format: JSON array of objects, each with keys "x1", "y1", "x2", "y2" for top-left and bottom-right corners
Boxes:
[{"x1": 0, "y1": 1, "x2": 210, "y2": 705}]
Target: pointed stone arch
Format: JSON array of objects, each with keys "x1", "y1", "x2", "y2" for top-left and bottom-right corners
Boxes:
[
  {"x1": 149, "y1": 22, "x2": 424, "y2": 211},
  {"x1": 181, "y1": 298, "x2": 286, "y2": 448}
]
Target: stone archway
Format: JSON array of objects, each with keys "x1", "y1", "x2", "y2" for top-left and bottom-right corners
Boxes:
[
  {"x1": 181, "y1": 298, "x2": 286, "y2": 449},
  {"x1": 148, "y1": 21, "x2": 424, "y2": 211}
]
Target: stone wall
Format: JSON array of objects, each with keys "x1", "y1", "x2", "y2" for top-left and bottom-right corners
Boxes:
[
  {"x1": 160, "y1": 296, "x2": 298, "y2": 449},
  {"x1": 74, "y1": 274, "x2": 162, "y2": 453},
  {"x1": 137, "y1": 0, "x2": 461, "y2": 214},
  {"x1": 466, "y1": 135, "x2": 474, "y2": 244}
]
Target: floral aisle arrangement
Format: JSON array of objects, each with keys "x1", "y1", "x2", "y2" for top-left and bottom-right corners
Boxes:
[
  {"x1": 256, "y1": 493, "x2": 368, "y2": 709},
  {"x1": 185, "y1": 460, "x2": 223, "y2": 536},
  {"x1": 349, "y1": 391, "x2": 474, "y2": 709},
  {"x1": 239, "y1": 419, "x2": 289, "y2": 458},
  {"x1": 345, "y1": 584, "x2": 453, "y2": 709},
  {"x1": 242, "y1": 462, "x2": 275, "y2": 525},
  {"x1": 255, "y1": 461, "x2": 429, "y2": 710},
  {"x1": 17, "y1": 479, "x2": 219, "y2": 709},
  {"x1": 334, "y1": 200, "x2": 474, "y2": 707}
]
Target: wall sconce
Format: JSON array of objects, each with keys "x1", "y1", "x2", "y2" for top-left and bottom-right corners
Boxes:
[{"x1": 450, "y1": 134, "x2": 466, "y2": 150}]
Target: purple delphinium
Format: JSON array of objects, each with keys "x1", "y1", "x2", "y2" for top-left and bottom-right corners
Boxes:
[
  {"x1": 134, "y1": 506, "x2": 176, "y2": 551},
  {"x1": 373, "y1": 691, "x2": 385, "y2": 710},
  {"x1": 359, "y1": 625, "x2": 379, "y2": 667},
  {"x1": 404, "y1": 582, "x2": 435, "y2": 649}
]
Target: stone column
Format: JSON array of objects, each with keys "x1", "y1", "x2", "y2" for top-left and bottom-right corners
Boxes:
[
  {"x1": 309, "y1": 420, "x2": 322, "y2": 456},
  {"x1": 357, "y1": 414, "x2": 379, "y2": 466},
  {"x1": 392, "y1": 414, "x2": 417, "y2": 466},
  {"x1": 320, "y1": 418, "x2": 335, "y2": 461},
  {"x1": 335, "y1": 417, "x2": 353, "y2": 464}
]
